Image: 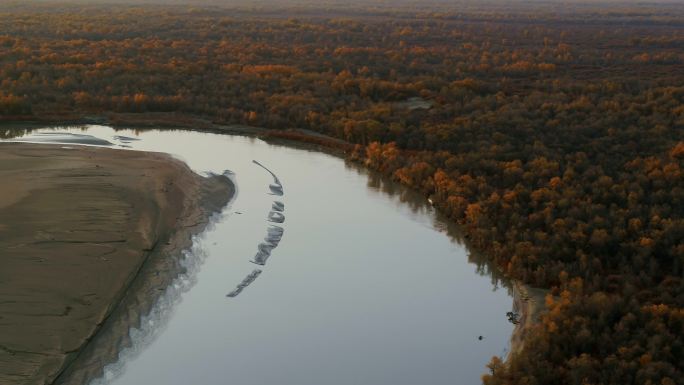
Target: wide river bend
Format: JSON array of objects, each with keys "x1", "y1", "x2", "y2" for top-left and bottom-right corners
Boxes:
[{"x1": 7, "y1": 125, "x2": 513, "y2": 385}]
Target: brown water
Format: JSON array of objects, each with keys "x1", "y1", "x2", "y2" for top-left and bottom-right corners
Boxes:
[{"x1": 8, "y1": 126, "x2": 514, "y2": 385}]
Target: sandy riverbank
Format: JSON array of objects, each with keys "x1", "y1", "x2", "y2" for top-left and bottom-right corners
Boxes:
[
  {"x1": 0, "y1": 143, "x2": 233, "y2": 385},
  {"x1": 508, "y1": 281, "x2": 548, "y2": 358}
]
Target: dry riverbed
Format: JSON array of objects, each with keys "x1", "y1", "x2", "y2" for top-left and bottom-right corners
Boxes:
[{"x1": 0, "y1": 143, "x2": 232, "y2": 385}]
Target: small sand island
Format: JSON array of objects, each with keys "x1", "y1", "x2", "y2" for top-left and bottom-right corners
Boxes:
[{"x1": 0, "y1": 143, "x2": 233, "y2": 385}]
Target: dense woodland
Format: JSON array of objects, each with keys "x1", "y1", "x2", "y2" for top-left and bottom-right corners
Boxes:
[{"x1": 1, "y1": 1, "x2": 683, "y2": 384}]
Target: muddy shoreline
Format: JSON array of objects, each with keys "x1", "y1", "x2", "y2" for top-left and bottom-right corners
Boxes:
[
  {"x1": 53, "y1": 169, "x2": 234, "y2": 385},
  {"x1": 508, "y1": 280, "x2": 548, "y2": 360},
  {"x1": 0, "y1": 143, "x2": 233, "y2": 385}
]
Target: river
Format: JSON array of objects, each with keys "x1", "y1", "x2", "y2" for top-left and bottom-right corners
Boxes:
[{"x1": 6, "y1": 125, "x2": 513, "y2": 385}]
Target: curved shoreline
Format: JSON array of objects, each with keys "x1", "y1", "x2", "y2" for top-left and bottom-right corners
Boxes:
[
  {"x1": 0, "y1": 143, "x2": 233, "y2": 385},
  {"x1": 53, "y1": 166, "x2": 234, "y2": 385}
]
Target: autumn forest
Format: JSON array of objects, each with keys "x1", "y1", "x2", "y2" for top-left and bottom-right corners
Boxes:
[{"x1": 1, "y1": 1, "x2": 683, "y2": 384}]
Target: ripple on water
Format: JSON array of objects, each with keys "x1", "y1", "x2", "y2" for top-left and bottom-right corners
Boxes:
[
  {"x1": 12, "y1": 132, "x2": 114, "y2": 146},
  {"x1": 226, "y1": 270, "x2": 263, "y2": 297}
]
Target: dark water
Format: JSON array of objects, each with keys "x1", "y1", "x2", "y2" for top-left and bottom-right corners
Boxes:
[{"x1": 5, "y1": 126, "x2": 513, "y2": 385}]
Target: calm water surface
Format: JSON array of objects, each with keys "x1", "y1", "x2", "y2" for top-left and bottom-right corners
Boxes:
[{"x1": 8, "y1": 126, "x2": 513, "y2": 385}]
